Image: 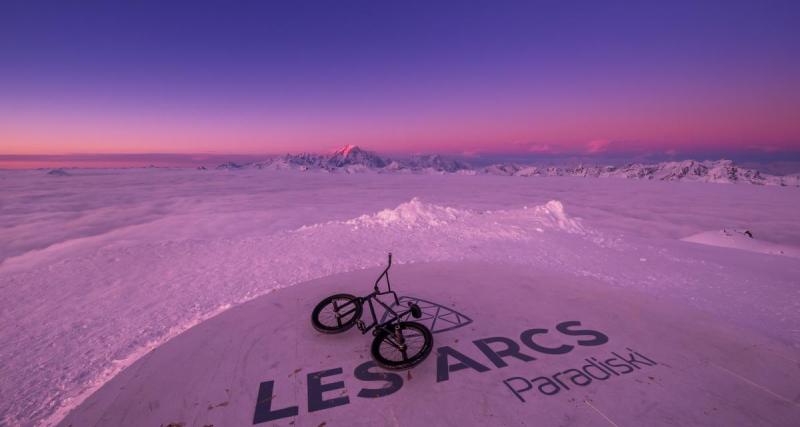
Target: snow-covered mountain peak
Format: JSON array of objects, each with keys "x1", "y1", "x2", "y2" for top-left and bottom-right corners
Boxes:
[
  {"x1": 211, "y1": 148, "x2": 797, "y2": 187},
  {"x1": 333, "y1": 144, "x2": 360, "y2": 156},
  {"x1": 404, "y1": 154, "x2": 472, "y2": 172},
  {"x1": 327, "y1": 145, "x2": 387, "y2": 168}
]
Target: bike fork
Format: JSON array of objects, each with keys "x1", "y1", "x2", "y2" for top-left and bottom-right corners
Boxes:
[
  {"x1": 393, "y1": 324, "x2": 406, "y2": 350},
  {"x1": 332, "y1": 300, "x2": 346, "y2": 328}
]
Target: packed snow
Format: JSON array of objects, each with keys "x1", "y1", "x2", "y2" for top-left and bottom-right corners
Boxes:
[
  {"x1": 683, "y1": 229, "x2": 800, "y2": 259},
  {"x1": 59, "y1": 262, "x2": 800, "y2": 427},
  {"x1": 1, "y1": 168, "x2": 799, "y2": 426}
]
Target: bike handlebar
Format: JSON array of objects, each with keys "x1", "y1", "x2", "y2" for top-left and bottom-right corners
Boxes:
[{"x1": 374, "y1": 252, "x2": 393, "y2": 292}]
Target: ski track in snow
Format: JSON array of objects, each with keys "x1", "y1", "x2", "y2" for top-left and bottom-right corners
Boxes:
[{"x1": 1, "y1": 171, "x2": 799, "y2": 426}]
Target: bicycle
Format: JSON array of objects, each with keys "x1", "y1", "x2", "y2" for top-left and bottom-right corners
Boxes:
[{"x1": 311, "y1": 253, "x2": 433, "y2": 370}]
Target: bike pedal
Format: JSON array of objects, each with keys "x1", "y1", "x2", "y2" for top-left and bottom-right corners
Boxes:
[{"x1": 356, "y1": 320, "x2": 366, "y2": 332}]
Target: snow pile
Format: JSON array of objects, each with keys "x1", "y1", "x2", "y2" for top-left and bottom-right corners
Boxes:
[
  {"x1": 526, "y1": 200, "x2": 586, "y2": 234},
  {"x1": 341, "y1": 198, "x2": 586, "y2": 235},
  {"x1": 346, "y1": 198, "x2": 471, "y2": 228}
]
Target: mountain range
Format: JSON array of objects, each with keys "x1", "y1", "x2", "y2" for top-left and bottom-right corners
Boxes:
[{"x1": 213, "y1": 145, "x2": 800, "y2": 187}]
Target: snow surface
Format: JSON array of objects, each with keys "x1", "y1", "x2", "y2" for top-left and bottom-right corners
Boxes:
[
  {"x1": 1, "y1": 168, "x2": 799, "y2": 426},
  {"x1": 59, "y1": 262, "x2": 800, "y2": 427},
  {"x1": 683, "y1": 229, "x2": 800, "y2": 259}
]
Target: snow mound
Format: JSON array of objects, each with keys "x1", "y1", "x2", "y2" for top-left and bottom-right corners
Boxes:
[
  {"x1": 341, "y1": 198, "x2": 585, "y2": 234},
  {"x1": 527, "y1": 200, "x2": 586, "y2": 234},
  {"x1": 347, "y1": 197, "x2": 470, "y2": 228},
  {"x1": 682, "y1": 229, "x2": 800, "y2": 258}
]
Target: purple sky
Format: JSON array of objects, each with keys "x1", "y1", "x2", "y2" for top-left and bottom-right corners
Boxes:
[{"x1": 1, "y1": 1, "x2": 799, "y2": 166}]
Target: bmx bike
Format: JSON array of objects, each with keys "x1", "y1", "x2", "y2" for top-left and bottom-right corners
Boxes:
[{"x1": 311, "y1": 253, "x2": 433, "y2": 370}]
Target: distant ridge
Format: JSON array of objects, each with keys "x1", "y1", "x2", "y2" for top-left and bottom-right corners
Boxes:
[{"x1": 213, "y1": 145, "x2": 799, "y2": 187}]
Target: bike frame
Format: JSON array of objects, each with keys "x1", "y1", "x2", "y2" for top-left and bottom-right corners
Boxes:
[{"x1": 333, "y1": 253, "x2": 415, "y2": 336}]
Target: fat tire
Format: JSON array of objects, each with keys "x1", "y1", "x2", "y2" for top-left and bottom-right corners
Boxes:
[
  {"x1": 311, "y1": 293, "x2": 362, "y2": 334},
  {"x1": 371, "y1": 321, "x2": 433, "y2": 370}
]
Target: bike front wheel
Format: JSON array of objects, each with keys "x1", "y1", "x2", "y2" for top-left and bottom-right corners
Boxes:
[
  {"x1": 371, "y1": 321, "x2": 433, "y2": 370},
  {"x1": 311, "y1": 293, "x2": 362, "y2": 334}
]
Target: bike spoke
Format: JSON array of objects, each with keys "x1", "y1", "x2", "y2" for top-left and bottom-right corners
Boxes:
[
  {"x1": 339, "y1": 307, "x2": 358, "y2": 317},
  {"x1": 378, "y1": 325, "x2": 427, "y2": 362},
  {"x1": 319, "y1": 298, "x2": 356, "y2": 328}
]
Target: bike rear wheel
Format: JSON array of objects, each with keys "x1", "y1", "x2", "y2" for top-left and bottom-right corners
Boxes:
[
  {"x1": 371, "y1": 321, "x2": 433, "y2": 370},
  {"x1": 311, "y1": 294, "x2": 362, "y2": 334}
]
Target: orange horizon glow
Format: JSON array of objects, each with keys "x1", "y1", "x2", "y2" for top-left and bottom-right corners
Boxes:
[
  {"x1": 3, "y1": 96, "x2": 799, "y2": 157},
  {"x1": 3, "y1": 2, "x2": 799, "y2": 161}
]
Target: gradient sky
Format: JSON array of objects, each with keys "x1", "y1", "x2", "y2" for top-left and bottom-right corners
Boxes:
[{"x1": 1, "y1": 1, "x2": 799, "y2": 161}]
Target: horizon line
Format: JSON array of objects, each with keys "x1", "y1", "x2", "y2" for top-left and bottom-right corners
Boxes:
[{"x1": 3, "y1": 149, "x2": 800, "y2": 174}]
